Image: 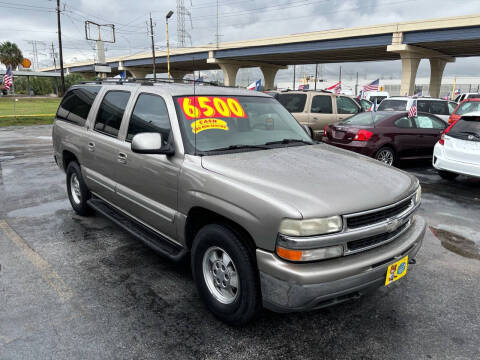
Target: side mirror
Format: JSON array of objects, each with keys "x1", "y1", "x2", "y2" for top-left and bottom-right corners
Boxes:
[{"x1": 131, "y1": 133, "x2": 174, "y2": 155}]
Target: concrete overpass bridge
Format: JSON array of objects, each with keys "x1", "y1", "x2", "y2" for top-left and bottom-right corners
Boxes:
[{"x1": 41, "y1": 14, "x2": 480, "y2": 97}]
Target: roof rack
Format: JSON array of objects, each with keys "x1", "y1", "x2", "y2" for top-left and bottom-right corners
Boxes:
[{"x1": 79, "y1": 77, "x2": 221, "y2": 87}]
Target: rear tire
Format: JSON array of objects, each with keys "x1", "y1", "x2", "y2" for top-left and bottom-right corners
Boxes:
[
  {"x1": 66, "y1": 162, "x2": 92, "y2": 216},
  {"x1": 375, "y1": 147, "x2": 396, "y2": 166},
  {"x1": 438, "y1": 170, "x2": 459, "y2": 180},
  {"x1": 191, "y1": 224, "x2": 261, "y2": 326}
]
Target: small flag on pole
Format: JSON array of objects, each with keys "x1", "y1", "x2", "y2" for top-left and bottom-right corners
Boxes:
[
  {"x1": 362, "y1": 79, "x2": 379, "y2": 92},
  {"x1": 2, "y1": 65, "x2": 13, "y2": 90},
  {"x1": 408, "y1": 99, "x2": 417, "y2": 118},
  {"x1": 247, "y1": 79, "x2": 261, "y2": 91},
  {"x1": 325, "y1": 81, "x2": 341, "y2": 94}
]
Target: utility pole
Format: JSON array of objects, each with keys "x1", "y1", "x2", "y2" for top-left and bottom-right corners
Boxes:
[
  {"x1": 293, "y1": 65, "x2": 296, "y2": 90},
  {"x1": 149, "y1": 13, "x2": 156, "y2": 80},
  {"x1": 56, "y1": 0, "x2": 65, "y2": 95},
  {"x1": 339, "y1": 65, "x2": 342, "y2": 83},
  {"x1": 314, "y1": 64, "x2": 318, "y2": 91},
  {"x1": 51, "y1": 42, "x2": 59, "y2": 96},
  {"x1": 355, "y1": 71, "x2": 358, "y2": 97}
]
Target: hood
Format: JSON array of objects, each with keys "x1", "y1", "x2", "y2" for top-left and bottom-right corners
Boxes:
[{"x1": 201, "y1": 144, "x2": 418, "y2": 219}]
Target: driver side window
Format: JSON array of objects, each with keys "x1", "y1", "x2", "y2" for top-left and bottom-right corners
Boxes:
[{"x1": 336, "y1": 96, "x2": 359, "y2": 114}]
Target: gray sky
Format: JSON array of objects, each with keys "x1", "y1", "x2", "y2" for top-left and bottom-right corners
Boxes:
[{"x1": 3, "y1": 0, "x2": 480, "y2": 84}]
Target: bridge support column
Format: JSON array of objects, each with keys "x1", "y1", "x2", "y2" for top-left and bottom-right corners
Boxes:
[
  {"x1": 429, "y1": 58, "x2": 447, "y2": 98},
  {"x1": 126, "y1": 68, "x2": 150, "y2": 79},
  {"x1": 400, "y1": 54, "x2": 421, "y2": 96},
  {"x1": 218, "y1": 63, "x2": 240, "y2": 87},
  {"x1": 170, "y1": 70, "x2": 189, "y2": 83},
  {"x1": 260, "y1": 66, "x2": 281, "y2": 90}
]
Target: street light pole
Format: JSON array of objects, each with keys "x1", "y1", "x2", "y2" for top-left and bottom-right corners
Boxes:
[
  {"x1": 56, "y1": 0, "x2": 65, "y2": 95},
  {"x1": 166, "y1": 10, "x2": 174, "y2": 81}
]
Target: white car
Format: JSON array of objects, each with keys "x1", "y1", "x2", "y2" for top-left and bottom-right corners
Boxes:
[
  {"x1": 377, "y1": 97, "x2": 453, "y2": 123},
  {"x1": 454, "y1": 93, "x2": 480, "y2": 103},
  {"x1": 363, "y1": 91, "x2": 389, "y2": 105},
  {"x1": 433, "y1": 112, "x2": 480, "y2": 179}
]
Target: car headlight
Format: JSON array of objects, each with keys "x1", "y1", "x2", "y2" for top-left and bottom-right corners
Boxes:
[
  {"x1": 276, "y1": 244, "x2": 344, "y2": 262},
  {"x1": 278, "y1": 216, "x2": 343, "y2": 237},
  {"x1": 414, "y1": 185, "x2": 422, "y2": 205}
]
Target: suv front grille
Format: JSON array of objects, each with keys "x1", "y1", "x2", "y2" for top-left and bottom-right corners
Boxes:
[
  {"x1": 346, "y1": 198, "x2": 412, "y2": 229},
  {"x1": 346, "y1": 221, "x2": 410, "y2": 252}
]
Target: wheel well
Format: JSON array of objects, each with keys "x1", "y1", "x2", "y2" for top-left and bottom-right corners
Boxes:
[
  {"x1": 376, "y1": 144, "x2": 395, "y2": 155},
  {"x1": 62, "y1": 150, "x2": 78, "y2": 170},
  {"x1": 185, "y1": 207, "x2": 257, "y2": 254}
]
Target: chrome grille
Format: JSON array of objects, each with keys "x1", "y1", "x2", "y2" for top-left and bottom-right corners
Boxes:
[
  {"x1": 346, "y1": 221, "x2": 410, "y2": 253},
  {"x1": 346, "y1": 197, "x2": 413, "y2": 229}
]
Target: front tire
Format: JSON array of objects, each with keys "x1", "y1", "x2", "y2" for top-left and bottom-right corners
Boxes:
[
  {"x1": 438, "y1": 170, "x2": 459, "y2": 180},
  {"x1": 66, "y1": 161, "x2": 92, "y2": 216},
  {"x1": 191, "y1": 224, "x2": 261, "y2": 326},
  {"x1": 375, "y1": 147, "x2": 396, "y2": 166}
]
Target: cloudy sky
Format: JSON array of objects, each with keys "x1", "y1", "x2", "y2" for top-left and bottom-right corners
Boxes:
[{"x1": 3, "y1": 0, "x2": 480, "y2": 84}]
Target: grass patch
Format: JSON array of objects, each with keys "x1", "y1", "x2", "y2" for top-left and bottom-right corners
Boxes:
[{"x1": 0, "y1": 97, "x2": 60, "y2": 127}]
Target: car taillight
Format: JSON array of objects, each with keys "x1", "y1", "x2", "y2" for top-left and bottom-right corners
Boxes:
[
  {"x1": 324, "y1": 125, "x2": 328, "y2": 136},
  {"x1": 353, "y1": 129, "x2": 373, "y2": 141},
  {"x1": 439, "y1": 120, "x2": 458, "y2": 145}
]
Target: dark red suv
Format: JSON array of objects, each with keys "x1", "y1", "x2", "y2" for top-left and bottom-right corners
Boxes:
[{"x1": 323, "y1": 111, "x2": 447, "y2": 166}]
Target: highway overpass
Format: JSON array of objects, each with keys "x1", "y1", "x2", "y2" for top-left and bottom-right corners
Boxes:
[{"x1": 41, "y1": 14, "x2": 480, "y2": 97}]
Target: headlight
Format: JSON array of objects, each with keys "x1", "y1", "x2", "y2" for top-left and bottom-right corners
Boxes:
[
  {"x1": 415, "y1": 185, "x2": 422, "y2": 204},
  {"x1": 279, "y1": 216, "x2": 343, "y2": 237}
]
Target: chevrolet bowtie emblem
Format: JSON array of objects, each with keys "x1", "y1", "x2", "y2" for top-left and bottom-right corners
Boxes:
[{"x1": 386, "y1": 218, "x2": 400, "y2": 233}]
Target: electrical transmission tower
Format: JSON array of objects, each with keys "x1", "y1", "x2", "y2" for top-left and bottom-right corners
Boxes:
[{"x1": 176, "y1": 0, "x2": 192, "y2": 47}]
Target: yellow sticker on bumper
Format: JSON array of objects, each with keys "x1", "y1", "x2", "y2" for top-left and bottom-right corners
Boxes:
[{"x1": 385, "y1": 255, "x2": 408, "y2": 286}]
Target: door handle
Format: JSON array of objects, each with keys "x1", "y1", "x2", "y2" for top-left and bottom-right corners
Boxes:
[
  {"x1": 87, "y1": 142, "x2": 95, "y2": 152},
  {"x1": 117, "y1": 152, "x2": 127, "y2": 164}
]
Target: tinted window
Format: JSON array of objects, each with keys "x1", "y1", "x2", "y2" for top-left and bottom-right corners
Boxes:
[
  {"x1": 127, "y1": 94, "x2": 172, "y2": 144},
  {"x1": 359, "y1": 99, "x2": 372, "y2": 111},
  {"x1": 413, "y1": 115, "x2": 445, "y2": 129},
  {"x1": 417, "y1": 100, "x2": 449, "y2": 115},
  {"x1": 448, "y1": 102, "x2": 457, "y2": 114},
  {"x1": 311, "y1": 95, "x2": 332, "y2": 113},
  {"x1": 369, "y1": 96, "x2": 387, "y2": 104},
  {"x1": 94, "y1": 91, "x2": 131, "y2": 137},
  {"x1": 456, "y1": 101, "x2": 480, "y2": 115},
  {"x1": 342, "y1": 112, "x2": 391, "y2": 125},
  {"x1": 377, "y1": 100, "x2": 408, "y2": 111},
  {"x1": 449, "y1": 117, "x2": 480, "y2": 139},
  {"x1": 394, "y1": 117, "x2": 414, "y2": 128},
  {"x1": 276, "y1": 93, "x2": 307, "y2": 113},
  {"x1": 337, "y1": 96, "x2": 359, "y2": 114},
  {"x1": 56, "y1": 86, "x2": 100, "y2": 126}
]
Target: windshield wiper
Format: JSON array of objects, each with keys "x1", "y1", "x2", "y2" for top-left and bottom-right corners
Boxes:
[
  {"x1": 206, "y1": 144, "x2": 271, "y2": 152},
  {"x1": 264, "y1": 138, "x2": 314, "y2": 146}
]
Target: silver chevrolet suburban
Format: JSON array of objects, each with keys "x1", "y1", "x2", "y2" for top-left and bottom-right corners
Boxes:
[{"x1": 53, "y1": 80, "x2": 426, "y2": 325}]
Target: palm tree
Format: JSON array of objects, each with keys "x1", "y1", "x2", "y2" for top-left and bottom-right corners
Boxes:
[{"x1": 0, "y1": 41, "x2": 23, "y2": 70}]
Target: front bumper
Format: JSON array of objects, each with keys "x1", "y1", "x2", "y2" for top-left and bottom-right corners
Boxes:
[{"x1": 257, "y1": 215, "x2": 426, "y2": 312}]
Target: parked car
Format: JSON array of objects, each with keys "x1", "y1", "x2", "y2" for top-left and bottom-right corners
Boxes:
[
  {"x1": 363, "y1": 91, "x2": 389, "y2": 105},
  {"x1": 353, "y1": 97, "x2": 373, "y2": 112},
  {"x1": 454, "y1": 93, "x2": 480, "y2": 103},
  {"x1": 448, "y1": 98, "x2": 480, "y2": 124},
  {"x1": 276, "y1": 90, "x2": 362, "y2": 138},
  {"x1": 323, "y1": 111, "x2": 447, "y2": 166},
  {"x1": 53, "y1": 81, "x2": 425, "y2": 325},
  {"x1": 377, "y1": 97, "x2": 452, "y2": 122},
  {"x1": 433, "y1": 112, "x2": 480, "y2": 179}
]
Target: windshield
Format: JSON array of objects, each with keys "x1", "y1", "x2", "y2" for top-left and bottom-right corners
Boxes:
[
  {"x1": 377, "y1": 100, "x2": 407, "y2": 111},
  {"x1": 276, "y1": 93, "x2": 307, "y2": 113},
  {"x1": 174, "y1": 95, "x2": 312, "y2": 154},
  {"x1": 340, "y1": 111, "x2": 391, "y2": 125},
  {"x1": 456, "y1": 101, "x2": 480, "y2": 115}
]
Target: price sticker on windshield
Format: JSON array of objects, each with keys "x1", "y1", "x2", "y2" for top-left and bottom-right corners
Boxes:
[{"x1": 178, "y1": 96, "x2": 247, "y2": 120}]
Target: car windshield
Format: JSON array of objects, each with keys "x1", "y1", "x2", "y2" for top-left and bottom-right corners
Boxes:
[
  {"x1": 455, "y1": 101, "x2": 480, "y2": 115},
  {"x1": 174, "y1": 95, "x2": 312, "y2": 154},
  {"x1": 377, "y1": 99, "x2": 407, "y2": 111},
  {"x1": 276, "y1": 93, "x2": 307, "y2": 113},
  {"x1": 449, "y1": 117, "x2": 480, "y2": 140},
  {"x1": 340, "y1": 112, "x2": 391, "y2": 126}
]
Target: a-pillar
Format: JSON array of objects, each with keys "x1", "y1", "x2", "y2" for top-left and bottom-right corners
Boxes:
[
  {"x1": 400, "y1": 54, "x2": 421, "y2": 96},
  {"x1": 429, "y1": 59, "x2": 447, "y2": 98},
  {"x1": 170, "y1": 70, "x2": 189, "y2": 83},
  {"x1": 127, "y1": 68, "x2": 150, "y2": 79},
  {"x1": 260, "y1": 66, "x2": 281, "y2": 90},
  {"x1": 218, "y1": 63, "x2": 240, "y2": 87}
]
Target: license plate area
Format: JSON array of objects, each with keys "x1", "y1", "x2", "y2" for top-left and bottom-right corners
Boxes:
[{"x1": 385, "y1": 255, "x2": 408, "y2": 285}]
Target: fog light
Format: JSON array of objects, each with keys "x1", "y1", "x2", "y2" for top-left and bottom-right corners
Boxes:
[{"x1": 276, "y1": 245, "x2": 344, "y2": 262}]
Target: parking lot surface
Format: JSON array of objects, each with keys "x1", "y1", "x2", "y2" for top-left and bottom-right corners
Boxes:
[{"x1": 0, "y1": 125, "x2": 479, "y2": 360}]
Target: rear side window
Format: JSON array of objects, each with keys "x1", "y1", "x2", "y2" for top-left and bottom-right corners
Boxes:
[
  {"x1": 127, "y1": 93, "x2": 172, "y2": 144},
  {"x1": 377, "y1": 100, "x2": 407, "y2": 111},
  {"x1": 56, "y1": 86, "x2": 100, "y2": 126},
  {"x1": 417, "y1": 100, "x2": 449, "y2": 115},
  {"x1": 276, "y1": 93, "x2": 307, "y2": 113},
  {"x1": 94, "y1": 91, "x2": 131, "y2": 137},
  {"x1": 336, "y1": 96, "x2": 359, "y2": 114},
  {"x1": 456, "y1": 101, "x2": 480, "y2": 115},
  {"x1": 394, "y1": 117, "x2": 414, "y2": 128},
  {"x1": 413, "y1": 115, "x2": 446, "y2": 129},
  {"x1": 311, "y1": 95, "x2": 332, "y2": 113}
]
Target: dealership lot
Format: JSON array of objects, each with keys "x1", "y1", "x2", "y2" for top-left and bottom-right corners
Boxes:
[{"x1": 0, "y1": 125, "x2": 479, "y2": 359}]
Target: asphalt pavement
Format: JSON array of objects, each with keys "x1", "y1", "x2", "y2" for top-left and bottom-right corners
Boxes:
[{"x1": 0, "y1": 125, "x2": 479, "y2": 360}]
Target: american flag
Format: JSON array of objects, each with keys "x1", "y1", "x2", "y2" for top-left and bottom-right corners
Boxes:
[
  {"x1": 3, "y1": 66, "x2": 13, "y2": 90},
  {"x1": 363, "y1": 79, "x2": 379, "y2": 92},
  {"x1": 326, "y1": 81, "x2": 341, "y2": 94},
  {"x1": 408, "y1": 99, "x2": 417, "y2": 118}
]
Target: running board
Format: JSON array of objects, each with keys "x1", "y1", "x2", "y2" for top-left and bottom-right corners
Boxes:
[{"x1": 87, "y1": 198, "x2": 187, "y2": 262}]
